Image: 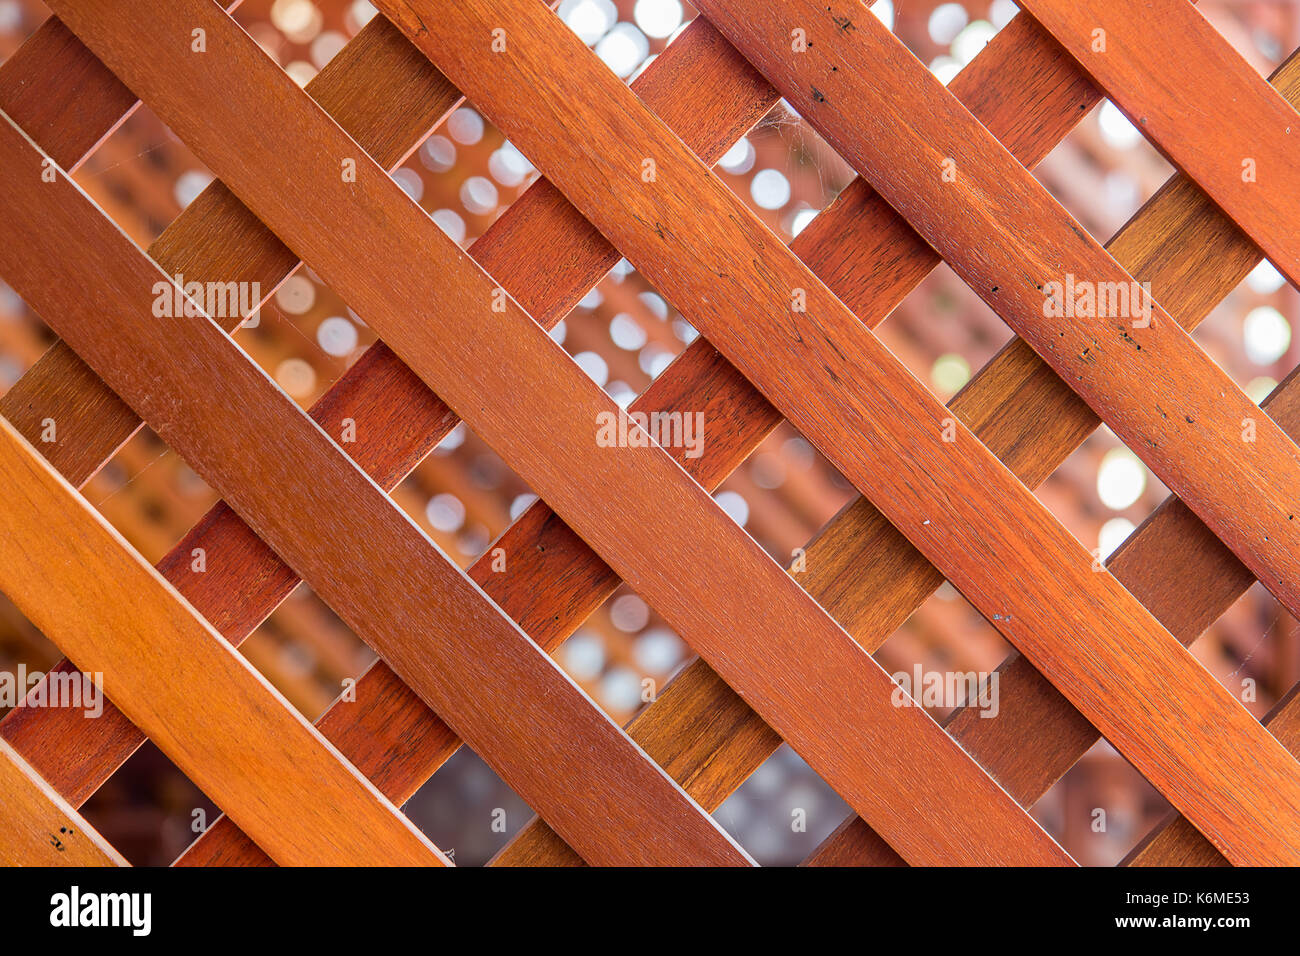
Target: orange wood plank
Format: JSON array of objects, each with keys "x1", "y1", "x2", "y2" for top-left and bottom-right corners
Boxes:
[
  {"x1": 501, "y1": 40, "x2": 1300, "y2": 869},
  {"x1": 0, "y1": 15, "x2": 457, "y2": 491},
  {"x1": 0, "y1": 6, "x2": 1091, "y2": 846},
  {"x1": 0, "y1": 16, "x2": 774, "y2": 864},
  {"x1": 0, "y1": 115, "x2": 748, "y2": 868},
  {"x1": 1016, "y1": 0, "x2": 1300, "y2": 286},
  {"x1": 12, "y1": 0, "x2": 1300, "y2": 868},
  {"x1": 0, "y1": 738, "x2": 126, "y2": 866},
  {"x1": 691, "y1": 0, "x2": 1300, "y2": 630},
  {"x1": 0, "y1": 417, "x2": 444, "y2": 866},
  {"x1": 375, "y1": 0, "x2": 1300, "y2": 864},
  {"x1": 46, "y1": 0, "x2": 1072, "y2": 865},
  {"x1": 1128, "y1": 683, "x2": 1300, "y2": 866}
]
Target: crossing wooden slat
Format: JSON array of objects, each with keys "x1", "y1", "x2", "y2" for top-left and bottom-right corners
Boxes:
[
  {"x1": 1015, "y1": 0, "x2": 1300, "y2": 287},
  {"x1": 185, "y1": 11, "x2": 1117, "y2": 868},
  {"x1": 0, "y1": 114, "x2": 749, "y2": 868},
  {"x1": 2, "y1": 15, "x2": 775, "y2": 858},
  {"x1": 694, "y1": 0, "x2": 1300, "y2": 631},
  {"x1": 0, "y1": 417, "x2": 444, "y2": 866},
  {"x1": 0, "y1": 738, "x2": 126, "y2": 867},
  {"x1": 1126, "y1": 679, "x2": 1300, "y2": 866},
  {"x1": 0, "y1": 15, "x2": 465, "y2": 804},
  {"x1": 0, "y1": 15, "x2": 455, "y2": 490},
  {"x1": 9, "y1": 0, "x2": 1300, "y2": 867},
  {"x1": 499, "y1": 49, "x2": 1300, "y2": 867},
  {"x1": 374, "y1": 0, "x2": 1300, "y2": 864},
  {"x1": 0, "y1": 5, "x2": 1095, "y2": 840},
  {"x1": 48, "y1": 0, "x2": 1074, "y2": 866}
]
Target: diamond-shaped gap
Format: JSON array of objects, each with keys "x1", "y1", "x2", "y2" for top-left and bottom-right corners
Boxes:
[
  {"x1": 231, "y1": 262, "x2": 380, "y2": 414},
  {"x1": 390, "y1": 417, "x2": 536, "y2": 568},
  {"x1": 1032, "y1": 420, "x2": 1167, "y2": 581},
  {"x1": 0, "y1": 280, "x2": 54, "y2": 392},
  {"x1": 79, "y1": 742, "x2": 220, "y2": 866},
  {"x1": 1190, "y1": 257, "x2": 1297, "y2": 402},
  {"x1": 82, "y1": 426, "x2": 219, "y2": 566},
  {"x1": 239, "y1": 581, "x2": 374, "y2": 722},
  {"x1": 1033, "y1": 737, "x2": 1168, "y2": 867},
  {"x1": 403, "y1": 744, "x2": 534, "y2": 867},
  {"x1": 873, "y1": 579, "x2": 1169, "y2": 865},
  {"x1": 1032, "y1": 98, "x2": 1173, "y2": 244},
  {"x1": 714, "y1": 744, "x2": 850, "y2": 866},
  {"x1": 71, "y1": 99, "x2": 214, "y2": 248},
  {"x1": 0, "y1": 1, "x2": 46, "y2": 65},
  {"x1": 1192, "y1": 579, "x2": 1300, "y2": 723}
]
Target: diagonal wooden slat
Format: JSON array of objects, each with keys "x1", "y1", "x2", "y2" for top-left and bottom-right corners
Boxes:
[
  {"x1": 377, "y1": 0, "x2": 1300, "y2": 864},
  {"x1": 693, "y1": 0, "x2": 1300, "y2": 629},
  {"x1": 0, "y1": 14, "x2": 457, "y2": 490},
  {"x1": 0, "y1": 416, "x2": 445, "y2": 866},
  {"x1": 0, "y1": 6, "x2": 1099, "y2": 848},
  {"x1": 0, "y1": 113, "x2": 750, "y2": 868},
  {"x1": 12, "y1": 0, "x2": 1300, "y2": 868},
  {"x1": 497, "y1": 37, "x2": 1300, "y2": 869},
  {"x1": 0, "y1": 2, "x2": 1114, "y2": 867},
  {"x1": 1015, "y1": 0, "x2": 1300, "y2": 287},
  {"x1": 45, "y1": 0, "x2": 1073, "y2": 865},
  {"x1": 0, "y1": 738, "x2": 126, "y2": 866},
  {"x1": 1125, "y1": 680, "x2": 1300, "y2": 866},
  {"x1": 0, "y1": 13, "x2": 774, "y2": 857}
]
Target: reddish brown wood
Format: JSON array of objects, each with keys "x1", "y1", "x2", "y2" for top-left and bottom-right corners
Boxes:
[
  {"x1": 0, "y1": 112, "x2": 749, "y2": 868},
  {"x1": 0, "y1": 6, "x2": 1098, "y2": 862},
  {"x1": 0, "y1": 738, "x2": 126, "y2": 866},
  {"x1": 503, "y1": 38, "x2": 1300, "y2": 870},
  {"x1": 44, "y1": 0, "x2": 1076, "y2": 865},
  {"x1": 694, "y1": 0, "x2": 1300, "y2": 630},
  {"x1": 7, "y1": 0, "x2": 1300, "y2": 866},
  {"x1": 0, "y1": 418, "x2": 445, "y2": 866},
  {"x1": 377, "y1": 0, "x2": 1300, "y2": 864},
  {"x1": 1016, "y1": 0, "x2": 1300, "y2": 286},
  {"x1": 3, "y1": 14, "x2": 780, "y2": 864}
]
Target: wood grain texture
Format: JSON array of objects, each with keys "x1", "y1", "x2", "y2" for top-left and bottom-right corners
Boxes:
[
  {"x1": 0, "y1": 14, "x2": 452, "y2": 491},
  {"x1": 0, "y1": 417, "x2": 444, "y2": 866},
  {"x1": 694, "y1": 0, "x2": 1300, "y2": 632},
  {"x1": 11, "y1": 0, "x2": 1300, "y2": 866},
  {"x1": 1, "y1": 1, "x2": 1099, "y2": 867},
  {"x1": 1016, "y1": 0, "x2": 1300, "y2": 286},
  {"x1": 1126, "y1": 681, "x2": 1300, "y2": 866},
  {"x1": 4, "y1": 15, "x2": 776, "y2": 865},
  {"x1": 0, "y1": 738, "x2": 126, "y2": 866},
  {"x1": 0, "y1": 3, "x2": 1090, "y2": 860},
  {"x1": 0, "y1": 113, "x2": 747, "y2": 868},
  {"x1": 505, "y1": 44, "x2": 1300, "y2": 868},
  {"x1": 0, "y1": 14, "x2": 463, "y2": 803},
  {"x1": 381, "y1": 0, "x2": 1300, "y2": 863},
  {"x1": 48, "y1": 0, "x2": 1072, "y2": 865}
]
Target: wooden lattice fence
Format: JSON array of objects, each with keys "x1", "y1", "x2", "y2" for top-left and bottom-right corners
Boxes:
[{"x1": 2, "y1": 0, "x2": 1300, "y2": 866}]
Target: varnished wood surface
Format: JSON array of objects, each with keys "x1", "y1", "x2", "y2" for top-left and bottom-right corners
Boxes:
[
  {"x1": 1016, "y1": 0, "x2": 1300, "y2": 286},
  {"x1": 0, "y1": 111, "x2": 749, "y2": 867},
  {"x1": 0, "y1": 417, "x2": 444, "y2": 866},
  {"x1": 42, "y1": 0, "x2": 1076, "y2": 864},
  {"x1": 4, "y1": 0, "x2": 1299, "y2": 865},
  {"x1": 0, "y1": 738, "x2": 126, "y2": 866},
  {"x1": 379, "y1": 0, "x2": 1300, "y2": 864}
]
